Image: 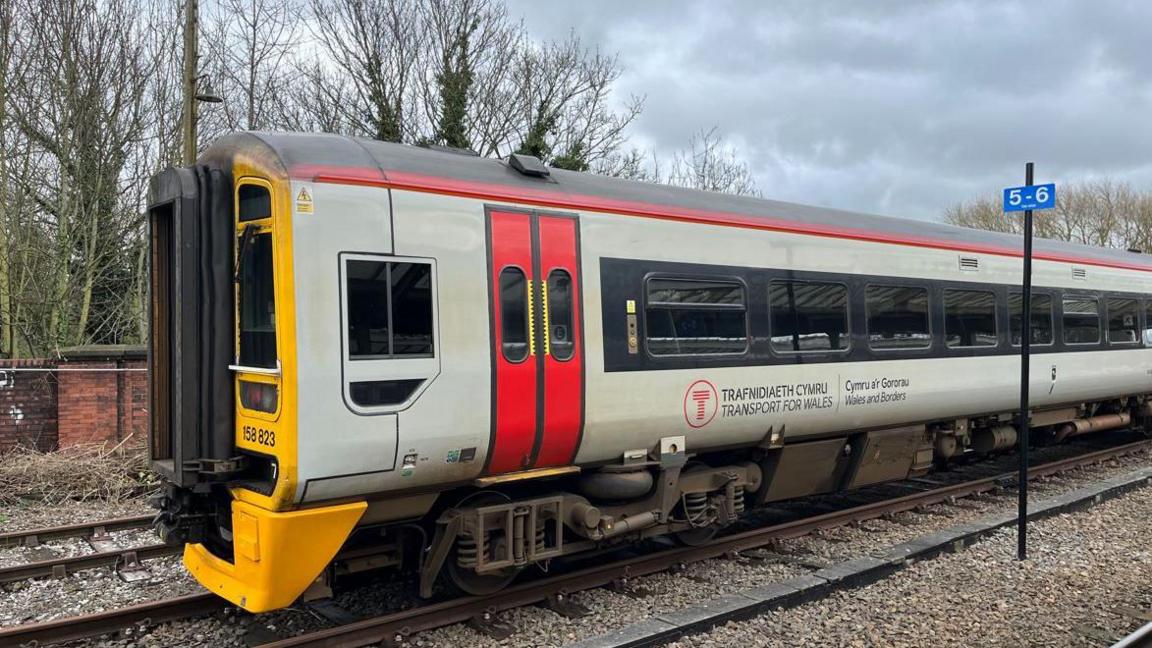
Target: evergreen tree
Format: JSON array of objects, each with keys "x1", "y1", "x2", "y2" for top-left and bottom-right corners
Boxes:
[
  {"x1": 514, "y1": 102, "x2": 556, "y2": 160},
  {"x1": 434, "y1": 17, "x2": 477, "y2": 149}
]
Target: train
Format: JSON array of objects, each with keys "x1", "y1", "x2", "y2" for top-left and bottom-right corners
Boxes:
[{"x1": 147, "y1": 132, "x2": 1152, "y2": 612}]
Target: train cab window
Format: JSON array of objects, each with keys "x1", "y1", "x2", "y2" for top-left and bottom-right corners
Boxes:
[
  {"x1": 768, "y1": 280, "x2": 849, "y2": 353},
  {"x1": 1009, "y1": 293, "x2": 1054, "y2": 346},
  {"x1": 1107, "y1": 298, "x2": 1139, "y2": 344},
  {"x1": 390, "y1": 263, "x2": 434, "y2": 354},
  {"x1": 1063, "y1": 296, "x2": 1101, "y2": 345},
  {"x1": 346, "y1": 260, "x2": 434, "y2": 358},
  {"x1": 865, "y1": 285, "x2": 931, "y2": 350},
  {"x1": 944, "y1": 289, "x2": 997, "y2": 348},
  {"x1": 238, "y1": 185, "x2": 271, "y2": 222},
  {"x1": 547, "y1": 270, "x2": 575, "y2": 361},
  {"x1": 238, "y1": 232, "x2": 277, "y2": 368},
  {"x1": 645, "y1": 277, "x2": 747, "y2": 356},
  {"x1": 500, "y1": 267, "x2": 530, "y2": 362}
]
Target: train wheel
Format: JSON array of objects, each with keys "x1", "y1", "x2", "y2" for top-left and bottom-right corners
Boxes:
[
  {"x1": 444, "y1": 491, "x2": 521, "y2": 596},
  {"x1": 673, "y1": 462, "x2": 720, "y2": 546}
]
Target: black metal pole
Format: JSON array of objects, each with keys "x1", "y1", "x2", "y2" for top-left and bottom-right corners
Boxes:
[{"x1": 1018, "y1": 161, "x2": 1034, "y2": 561}]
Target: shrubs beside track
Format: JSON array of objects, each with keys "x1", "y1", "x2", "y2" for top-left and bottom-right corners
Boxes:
[{"x1": 0, "y1": 442, "x2": 156, "y2": 505}]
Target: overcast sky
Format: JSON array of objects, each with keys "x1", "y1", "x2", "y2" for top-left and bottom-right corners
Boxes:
[{"x1": 505, "y1": 0, "x2": 1152, "y2": 221}]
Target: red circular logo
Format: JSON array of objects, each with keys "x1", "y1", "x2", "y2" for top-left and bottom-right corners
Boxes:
[{"x1": 683, "y1": 380, "x2": 718, "y2": 428}]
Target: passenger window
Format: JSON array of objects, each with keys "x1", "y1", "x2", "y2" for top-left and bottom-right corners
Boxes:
[
  {"x1": 944, "y1": 289, "x2": 997, "y2": 348},
  {"x1": 346, "y1": 260, "x2": 434, "y2": 358},
  {"x1": 547, "y1": 270, "x2": 575, "y2": 361},
  {"x1": 1009, "y1": 293, "x2": 1054, "y2": 346},
  {"x1": 499, "y1": 267, "x2": 529, "y2": 362},
  {"x1": 1145, "y1": 301, "x2": 1152, "y2": 346},
  {"x1": 1062, "y1": 296, "x2": 1100, "y2": 344},
  {"x1": 1107, "y1": 298, "x2": 1139, "y2": 344},
  {"x1": 645, "y1": 278, "x2": 747, "y2": 356},
  {"x1": 768, "y1": 280, "x2": 849, "y2": 353},
  {"x1": 238, "y1": 184, "x2": 271, "y2": 222},
  {"x1": 866, "y1": 285, "x2": 931, "y2": 350},
  {"x1": 238, "y1": 232, "x2": 277, "y2": 367}
]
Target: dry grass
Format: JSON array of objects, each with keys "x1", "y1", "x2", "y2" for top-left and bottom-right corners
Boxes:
[{"x1": 0, "y1": 439, "x2": 158, "y2": 504}]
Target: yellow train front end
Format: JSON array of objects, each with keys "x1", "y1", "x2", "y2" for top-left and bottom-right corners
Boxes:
[{"x1": 147, "y1": 137, "x2": 364, "y2": 612}]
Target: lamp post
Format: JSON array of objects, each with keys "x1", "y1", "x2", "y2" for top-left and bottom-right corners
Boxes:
[{"x1": 181, "y1": 0, "x2": 223, "y2": 166}]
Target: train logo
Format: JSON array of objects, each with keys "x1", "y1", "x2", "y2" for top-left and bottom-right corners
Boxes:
[{"x1": 683, "y1": 380, "x2": 719, "y2": 428}]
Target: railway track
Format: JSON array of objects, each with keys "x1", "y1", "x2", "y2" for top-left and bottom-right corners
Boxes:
[
  {"x1": 0, "y1": 514, "x2": 152, "y2": 549},
  {"x1": 0, "y1": 514, "x2": 176, "y2": 585},
  {"x1": 0, "y1": 542, "x2": 180, "y2": 583},
  {"x1": 2, "y1": 436, "x2": 1147, "y2": 648}
]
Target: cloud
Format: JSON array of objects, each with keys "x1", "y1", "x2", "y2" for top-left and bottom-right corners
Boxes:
[{"x1": 506, "y1": 0, "x2": 1152, "y2": 220}]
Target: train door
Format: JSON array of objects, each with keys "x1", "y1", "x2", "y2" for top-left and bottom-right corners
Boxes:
[{"x1": 486, "y1": 209, "x2": 584, "y2": 474}]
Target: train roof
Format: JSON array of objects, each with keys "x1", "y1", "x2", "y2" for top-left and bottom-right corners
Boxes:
[{"x1": 207, "y1": 131, "x2": 1152, "y2": 272}]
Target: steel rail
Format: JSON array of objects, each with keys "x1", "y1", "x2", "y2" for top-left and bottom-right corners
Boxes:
[
  {"x1": 2, "y1": 439, "x2": 1147, "y2": 648},
  {"x1": 0, "y1": 514, "x2": 153, "y2": 549},
  {"x1": 0, "y1": 542, "x2": 180, "y2": 583},
  {"x1": 263, "y1": 439, "x2": 1152, "y2": 648},
  {"x1": 1110, "y1": 620, "x2": 1152, "y2": 648},
  {"x1": 0, "y1": 593, "x2": 226, "y2": 646}
]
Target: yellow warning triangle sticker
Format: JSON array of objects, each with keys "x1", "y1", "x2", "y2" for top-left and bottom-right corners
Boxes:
[{"x1": 296, "y1": 186, "x2": 314, "y2": 214}]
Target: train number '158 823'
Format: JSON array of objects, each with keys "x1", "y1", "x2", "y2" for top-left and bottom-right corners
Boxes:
[{"x1": 243, "y1": 425, "x2": 276, "y2": 448}]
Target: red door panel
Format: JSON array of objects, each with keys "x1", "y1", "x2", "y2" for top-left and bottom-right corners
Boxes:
[
  {"x1": 535, "y1": 215, "x2": 584, "y2": 467},
  {"x1": 486, "y1": 210, "x2": 584, "y2": 475},
  {"x1": 487, "y1": 211, "x2": 538, "y2": 474}
]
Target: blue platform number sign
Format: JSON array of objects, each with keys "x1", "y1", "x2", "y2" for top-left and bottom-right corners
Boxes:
[{"x1": 1003, "y1": 183, "x2": 1056, "y2": 212}]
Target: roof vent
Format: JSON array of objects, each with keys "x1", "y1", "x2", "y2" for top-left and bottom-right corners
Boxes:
[
  {"x1": 1071, "y1": 267, "x2": 1087, "y2": 280},
  {"x1": 959, "y1": 256, "x2": 980, "y2": 272},
  {"x1": 508, "y1": 153, "x2": 550, "y2": 178}
]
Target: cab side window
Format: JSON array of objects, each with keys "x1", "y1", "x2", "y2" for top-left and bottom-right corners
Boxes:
[{"x1": 346, "y1": 260, "x2": 434, "y2": 358}]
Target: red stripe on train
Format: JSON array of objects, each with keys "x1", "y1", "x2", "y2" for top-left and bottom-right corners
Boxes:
[{"x1": 294, "y1": 164, "x2": 1152, "y2": 274}]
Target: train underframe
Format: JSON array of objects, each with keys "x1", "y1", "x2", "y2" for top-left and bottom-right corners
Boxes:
[{"x1": 266, "y1": 395, "x2": 1152, "y2": 602}]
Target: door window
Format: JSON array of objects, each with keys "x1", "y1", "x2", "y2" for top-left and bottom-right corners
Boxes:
[
  {"x1": 547, "y1": 270, "x2": 575, "y2": 361},
  {"x1": 499, "y1": 267, "x2": 530, "y2": 362},
  {"x1": 238, "y1": 231, "x2": 277, "y2": 368}
]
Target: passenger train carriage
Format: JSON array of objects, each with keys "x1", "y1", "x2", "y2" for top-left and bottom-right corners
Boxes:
[{"x1": 148, "y1": 132, "x2": 1152, "y2": 612}]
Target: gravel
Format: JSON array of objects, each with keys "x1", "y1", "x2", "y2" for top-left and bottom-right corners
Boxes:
[
  {"x1": 0, "y1": 498, "x2": 152, "y2": 533},
  {"x1": 0, "y1": 527, "x2": 163, "y2": 569},
  {"x1": 686, "y1": 484, "x2": 1152, "y2": 648},
  {"x1": 6, "y1": 444, "x2": 1146, "y2": 648},
  {"x1": 0, "y1": 556, "x2": 203, "y2": 627}
]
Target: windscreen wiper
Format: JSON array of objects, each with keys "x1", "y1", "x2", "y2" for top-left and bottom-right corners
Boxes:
[{"x1": 234, "y1": 224, "x2": 257, "y2": 284}]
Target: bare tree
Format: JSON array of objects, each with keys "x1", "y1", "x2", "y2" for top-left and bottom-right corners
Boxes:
[
  {"x1": 4, "y1": 0, "x2": 159, "y2": 354},
  {"x1": 503, "y1": 35, "x2": 643, "y2": 171},
  {"x1": 0, "y1": 0, "x2": 16, "y2": 356},
  {"x1": 309, "y1": 0, "x2": 423, "y2": 142},
  {"x1": 415, "y1": 0, "x2": 519, "y2": 149},
  {"x1": 944, "y1": 180, "x2": 1152, "y2": 252},
  {"x1": 0, "y1": 0, "x2": 775, "y2": 359},
  {"x1": 665, "y1": 127, "x2": 761, "y2": 197},
  {"x1": 203, "y1": 0, "x2": 301, "y2": 132}
]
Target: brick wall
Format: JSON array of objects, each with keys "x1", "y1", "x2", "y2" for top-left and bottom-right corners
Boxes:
[
  {"x1": 0, "y1": 346, "x2": 146, "y2": 452},
  {"x1": 0, "y1": 359, "x2": 59, "y2": 452}
]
